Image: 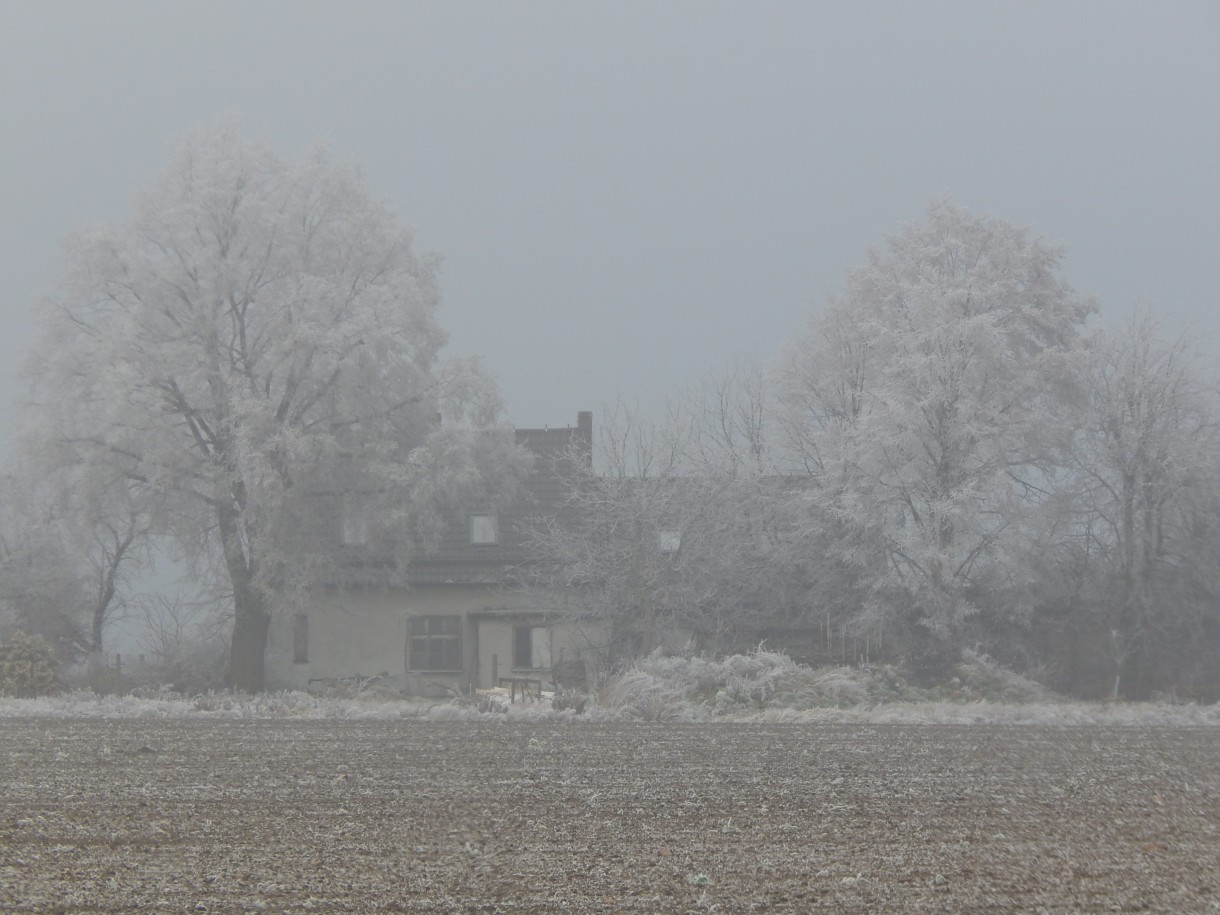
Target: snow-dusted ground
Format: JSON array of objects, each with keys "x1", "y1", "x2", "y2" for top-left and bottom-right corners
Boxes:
[
  {"x1": 0, "y1": 689, "x2": 1217, "y2": 726},
  {"x1": 4, "y1": 717, "x2": 1218, "y2": 911}
]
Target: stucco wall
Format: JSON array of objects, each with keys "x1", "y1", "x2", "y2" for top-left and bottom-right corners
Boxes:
[
  {"x1": 266, "y1": 584, "x2": 533, "y2": 694},
  {"x1": 266, "y1": 586, "x2": 609, "y2": 697},
  {"x1": 267, "y1": 591, "x2": 403, "y2": 691}
]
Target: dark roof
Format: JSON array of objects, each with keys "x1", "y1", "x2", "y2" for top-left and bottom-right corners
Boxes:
[{"x1": 405, "y1": 412, "x2": 591, "y2": 585}]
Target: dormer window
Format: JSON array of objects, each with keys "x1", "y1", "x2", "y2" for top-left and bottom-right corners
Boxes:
[
  {"x1": 657, "y1": 529, "x2": 681, "y2": 554},
  {"x1": 469, "y1": 513, "x2": 498, "y2": 545}
]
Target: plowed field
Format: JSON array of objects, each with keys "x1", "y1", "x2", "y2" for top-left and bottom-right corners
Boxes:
[{"x1": 2, "y1": 719, "x2": 1217, "y2": 913}]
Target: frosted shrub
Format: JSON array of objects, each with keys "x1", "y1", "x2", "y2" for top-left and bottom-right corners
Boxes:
[
  {"x1": 630, "y1": 653, "x2": 724, "y2": 694},
  {"x1": 597, "y1": 667, "x2": 697, "y2": 721},
  {"x1": 593, "y1": 648, "x2": 1070, "y2": 717},
  {"x1": 598, "y1": 648, "x2": 891, "y2": 717},
  {"x1": 550, "y1": 689, "x2": 589, "y2": 714},
  {"x1": 0, "y1": 631, "x2": 59, "y2": 698},
  {"x1": 954, "y1": 649, "x2": 1051, "y2": 702},
  {"x1": 712, "y1": 651, "x2": 798, "y2": 710},
  {"x1": 775, "y1": 667, "x2": 873, "y2": 708},
  {"x1": 478, "y1": 693, "x2": 510, "y2": 714}
]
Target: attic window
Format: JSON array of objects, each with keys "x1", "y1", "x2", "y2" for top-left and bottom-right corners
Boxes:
[
  {"x1": 469, "y1": 513, "x2": 498, "y2": 545},
  {"x1": 657, "y1": 529, "x2": 681, "y2": 554}
]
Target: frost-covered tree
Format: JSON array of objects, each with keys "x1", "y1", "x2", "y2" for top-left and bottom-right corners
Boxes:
[
  {"x1": 681, "y1": 363, "x2": 849, "y2": 650},
  {"x1": 527, "y1": 389, "x2": 793, "y2": 659},
  {"x1": 526, "y1": 402, "x2": 708, "y2": 656},
  {"x1": 777, "y1": 201, "x2": 1094, "y2": 669},
  {"x1": 71, "y1": 474, "x2": 158, "y2": 671},
  {"x1": 0, "y1": 461, "x2": 154, "y2": 671},
  {"x1": 1054, "y1": 312, "x2": 1220, "y2": 697},
  {"x1": 26, "y1": 123, "x2": 528, "y2": 691},
  {"x1": 0, "y1": 472, "x2": 89, "y2": 656}
]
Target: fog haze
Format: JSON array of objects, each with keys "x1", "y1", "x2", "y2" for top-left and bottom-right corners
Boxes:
[{"x1": 2, "y1": 1, "x2": 1218, "y2": 438}]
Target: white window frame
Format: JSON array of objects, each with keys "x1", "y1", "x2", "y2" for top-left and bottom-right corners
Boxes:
[
  {"x1": 657, "y1": 529, "x2": 681, "y2": 554},
  {"x1": 408, "y1": 616, "x2": 463, "y2": 672},
  {"x1": 469, "y1": 512, "x2": 498, "y2": 545}
]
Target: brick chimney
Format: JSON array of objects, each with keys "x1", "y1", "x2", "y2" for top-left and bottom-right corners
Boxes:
[{"x1": 576, "y1": 410, "x2": 593, "y2": 466}]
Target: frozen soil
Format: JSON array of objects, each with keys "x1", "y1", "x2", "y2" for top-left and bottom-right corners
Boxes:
[{"x1": 1, "y1": 719, "x2": 1217, "y2": 913}]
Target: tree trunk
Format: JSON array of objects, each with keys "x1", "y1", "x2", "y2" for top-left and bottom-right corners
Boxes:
[
  {"x1": 88, "y1": 558, "x2": 119, "y2": 692},
  {"x1": 228, "y1": 598, "x2": 270, "y2": 692},
  {"x1": 91, "y1": 609, "x2": 106, "y2": 658},
  {"x1": 217, "y1": 503, "x2": 270, "y2": 692},
  {"x1": 90, "y1": 565, "x2": 118, "y2": 657}
]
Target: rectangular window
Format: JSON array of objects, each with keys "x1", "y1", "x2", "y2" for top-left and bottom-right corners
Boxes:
[
  {"x1": 469, "y1": 513, "x2": 498, "y2": 545},
  {"x1": 657, "y1": 529, "x2": 681, "y2": 554},
  {"x1": 513, "y1": 625, "x2": 552, "y2": 670},
  {"x1": 293, "y1": 614, "x2": 309, "y2": 664},
  {"x1": 408, "y1": 616, "x2": 462, "y2": 671}
]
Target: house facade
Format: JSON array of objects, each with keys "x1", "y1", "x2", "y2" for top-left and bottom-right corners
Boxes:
[{"x1": 264, "y1": 412, "x2": 609, "y2": 697}]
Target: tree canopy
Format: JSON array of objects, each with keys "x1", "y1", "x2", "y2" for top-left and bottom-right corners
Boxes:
[
  {"x1": 776, "y1": 202, "x2": 1095, "y2": 660},
  {"x1": 26, "y1": 123, "x2": 528, "y2": 690},
  {"x1": 532, "y1": 202, "x2": 1220, "y2": 697}
]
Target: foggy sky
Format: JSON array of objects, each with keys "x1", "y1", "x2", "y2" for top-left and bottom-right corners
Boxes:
[{"x1": 2, "y1": 0, "x2": 1218, "y2": 449}]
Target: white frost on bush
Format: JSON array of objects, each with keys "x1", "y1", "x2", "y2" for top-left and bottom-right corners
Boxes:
[
  {"x1": 591, "y1": 649, "x2": 1219, "y2": 725},
  {"x1": 752, "y1": 701, "x2": 1220, "y2": 727},
  {"x1": 0, "y1": 690, "x2": 1215, "y2": 726},
  {"x1": 956, "y1": 648, "x2": 1054, "y2": 702},
  {"x1": 0, "y1": 657, "x2": 1216, "y2": 726}
]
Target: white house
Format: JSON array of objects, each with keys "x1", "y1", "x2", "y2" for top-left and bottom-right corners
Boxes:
[{"x1": 264, "y1": 412, "x2": 608, "y2": 697}]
